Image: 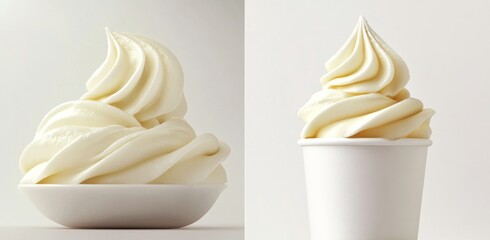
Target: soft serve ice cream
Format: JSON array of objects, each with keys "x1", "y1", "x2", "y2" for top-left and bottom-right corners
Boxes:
[
  {"x1": 299, "y1": 16, "x2": 435, "y2": 139},
  {"x1": 20, "y1": 29, "x2": 229, "y2": 184}
]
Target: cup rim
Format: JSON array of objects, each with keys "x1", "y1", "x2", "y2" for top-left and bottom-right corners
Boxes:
[{"x1": 298, "y1": 138, "x2": 432, "y2": 146}]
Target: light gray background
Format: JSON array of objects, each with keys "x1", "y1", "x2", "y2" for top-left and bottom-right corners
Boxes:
[
  {"x1": 0, "y1": 0, "x2": 243, "y2": 229},
  {"x1": 245, "y1": 0, "x2": 489, "y2": 239}
]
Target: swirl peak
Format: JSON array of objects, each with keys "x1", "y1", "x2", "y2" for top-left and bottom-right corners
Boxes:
[
  {"x1": 81, "y1": 29, "x2": 186, "y2": 127},
  {"x1": 321, "y1": 16, "x2": 409, "y2": 97}
]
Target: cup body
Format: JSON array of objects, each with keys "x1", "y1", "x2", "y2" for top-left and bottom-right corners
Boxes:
[{"x1": 299, "y1": 138, "x2": 431, "y2": 240}]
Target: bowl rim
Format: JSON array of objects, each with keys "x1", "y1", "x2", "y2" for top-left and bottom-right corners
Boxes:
[
  {"x1": 298, "y1": 138, "x2": 432, "y2": 146},
  {"x1": 18, "y1": 183, "x2": 227, "y2": 190}
]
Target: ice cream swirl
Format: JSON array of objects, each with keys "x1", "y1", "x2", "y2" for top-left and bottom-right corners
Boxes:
[
  {"x1": 299, "y1": 17, "x2": 434, "y2": 139},
  {"x1": 20, "y1": 29, "x2": 229, "y2": 184},
  {"x1": 82, "y1": 29, "x2": 187, "y2": 128}
]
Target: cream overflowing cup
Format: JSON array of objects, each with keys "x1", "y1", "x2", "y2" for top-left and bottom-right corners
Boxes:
[{"x1": 298, "y1": 16, "x2": 435, "y2": 240}]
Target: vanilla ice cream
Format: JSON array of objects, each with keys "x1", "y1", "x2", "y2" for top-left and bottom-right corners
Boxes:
[
  {"x1": 299, "y1": 16, "x2": 435, "y2": 139},
  {"x1": 20, "y1": 29, "x2": 229, "y2": 184}
]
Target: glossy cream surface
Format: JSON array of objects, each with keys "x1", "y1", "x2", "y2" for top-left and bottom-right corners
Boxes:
[
  {"x1": 299, "y1": 17, "x2": 434, "y2": 139},
  {"x1": 20, "y1": 30, "x2": 229, "y2": 184}
]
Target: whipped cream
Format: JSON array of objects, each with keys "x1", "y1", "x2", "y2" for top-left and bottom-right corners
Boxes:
[
  {"x1": 20, "y1": 29, "x2": 229, "y2": 184},
  {"x1": 299, "y1": 17, "x2": 435, "y2": 139}
]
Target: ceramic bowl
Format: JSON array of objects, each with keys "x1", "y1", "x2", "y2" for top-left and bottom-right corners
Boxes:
[{"x1": 19, "y1": 184, "x2": 225, "y2": 228}]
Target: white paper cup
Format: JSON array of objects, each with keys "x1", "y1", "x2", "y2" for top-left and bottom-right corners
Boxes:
[{"x1": 298, "y1": 138, "x2": 432, "y2": 240}]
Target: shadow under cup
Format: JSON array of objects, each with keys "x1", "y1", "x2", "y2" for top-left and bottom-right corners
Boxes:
[{"x1": 298, "y1": 138, "x2": 431, "y2": 240}]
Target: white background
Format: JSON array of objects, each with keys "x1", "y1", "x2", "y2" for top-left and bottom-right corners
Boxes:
[
  {"x1": 245, "y1": 0, "x2": 489, "y2": 239},
  {"x1": 0, "y1": 0, "x2": 243, "y2": 228}
]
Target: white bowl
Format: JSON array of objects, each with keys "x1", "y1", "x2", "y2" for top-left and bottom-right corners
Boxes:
[{"x1": 18, "y1": 184, "x2": 225, "y2": 228}]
